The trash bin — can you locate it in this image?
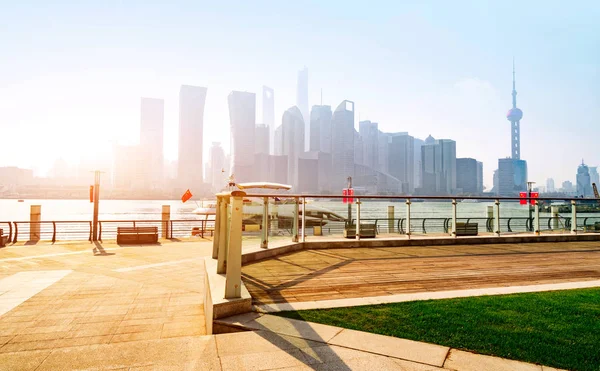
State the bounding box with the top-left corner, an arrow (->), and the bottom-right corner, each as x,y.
313,226 -> 322,236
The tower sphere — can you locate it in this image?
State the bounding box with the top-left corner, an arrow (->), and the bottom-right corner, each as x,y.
506,108 -> 523,121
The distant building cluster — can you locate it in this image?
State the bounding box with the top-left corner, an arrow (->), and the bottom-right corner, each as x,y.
2,63 -> 598,200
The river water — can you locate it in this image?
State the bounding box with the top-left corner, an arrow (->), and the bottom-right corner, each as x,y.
0,198 -> 540,222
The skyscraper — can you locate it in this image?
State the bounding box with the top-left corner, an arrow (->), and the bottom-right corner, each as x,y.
255,124 -> 269,154
262,86 -> 275,154
331,100 -> 355,190
576,161 -> 593,197
388,132 -> 414,193
476,161 -> 484,193
507,60 -> 523,160
275,106 -> 305,189
140,97 -> 164,189
420,138 -> 456,194
456,158 -> 478,194
546,178 -> 555,193
296,67 -> 309,150
209,142 -> 225,192
589,166 -> 599,186
178,85 -> 207,191
309,105 -> 332,152
359,121 -> 379,171
228,91 -> 256,183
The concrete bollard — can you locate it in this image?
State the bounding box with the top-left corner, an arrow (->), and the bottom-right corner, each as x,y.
30,205 -> 41,241
551,206 -> 559,230
162,205 -> 170,238
388,206 -> 394,233
487,206 -> 494,233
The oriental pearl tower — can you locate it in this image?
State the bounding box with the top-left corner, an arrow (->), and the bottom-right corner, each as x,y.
506,60 -> 523,160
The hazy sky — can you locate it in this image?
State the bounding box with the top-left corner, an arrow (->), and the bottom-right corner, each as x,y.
1,1 -> 598,189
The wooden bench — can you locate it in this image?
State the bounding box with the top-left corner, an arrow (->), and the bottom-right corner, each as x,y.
343,224 -> 377,238
192,226 -> 215,237
0,229 -> 7,247
454,222 -> 478,236
116,227 -> 158,244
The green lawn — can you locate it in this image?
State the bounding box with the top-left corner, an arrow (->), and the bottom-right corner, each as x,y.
275,288 -> 600,371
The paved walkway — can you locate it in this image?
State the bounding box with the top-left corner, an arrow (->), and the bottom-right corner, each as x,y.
241,241 -> 600,305
0,239 -> 582,370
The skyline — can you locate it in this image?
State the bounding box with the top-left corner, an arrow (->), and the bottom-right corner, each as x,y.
1,1 -> 599,189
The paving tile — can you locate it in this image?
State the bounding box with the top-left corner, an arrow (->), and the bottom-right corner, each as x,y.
239,314 -> 344,343
219,348 -> 311,371
110,330 -> 163,343
328,328 -> 449,367
0,349 -> 52,371
444,349 -> 542,371
216,330 -> 327,357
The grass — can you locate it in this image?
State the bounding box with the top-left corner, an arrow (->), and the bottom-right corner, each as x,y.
274,288 -> 600,371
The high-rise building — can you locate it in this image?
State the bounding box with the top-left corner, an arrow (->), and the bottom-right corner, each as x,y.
297,67 -> 309,150
113,144 -> 143,190
140,97 -> 164,189
378,132 -> 390,174
178,85 -> 207,191
546,178 -> 555,193
476,161 -> 483,193
208,142 -> 225,192
576,161 -> 593,197
562,180 -> 574,194
255,124 -> 269,154
262,86 -> 275,154
456,158 -> 478,194
359,121 -> 379,171
228,91 -> 256,183
420,138 -> 456,194
497,158 -> 527,196
589,166 -> 599,186
507,60 -> 523,160
331,100 -> 355,190
388,132 -> 414,193
413,138 -> 424,190
354,131 -> 364,166
309,105 -> 332,152
275,106 -> 305,189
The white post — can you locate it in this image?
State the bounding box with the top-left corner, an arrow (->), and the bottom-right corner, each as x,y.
534,202 -> 540,236
571,200 -> 577,234
217,196 -> 229,274
225,191 -> 245,299
406,199 -> 411,239
495,199 -> 501,236
301,197 -> 306,242
551,206 -> 559,230
452,199 -> 457,237
261,197 -> 269,249
292,197 -> 299,242
212,197 -> 221,259
356,198 -> 361,240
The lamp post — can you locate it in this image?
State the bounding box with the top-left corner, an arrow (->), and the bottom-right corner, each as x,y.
527,181 -> 535,232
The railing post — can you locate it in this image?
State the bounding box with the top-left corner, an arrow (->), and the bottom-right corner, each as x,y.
261,197 -> 269,248
225,190 -> 245,299
406,199 -> 411,239
495,199 -> 501,236
30,205 -> 41,242
451,199 -> 457,238
217,195 -> 229,274
356,198 -> 361,241
292,197 -> 299,243
388,205 -> 394,233
301,197 -> 306,242
534,202 -> 540,236
52,221 -> 56,243
571,200 -> 577,234
212,197 -> 221,258
13,222 -> 18,243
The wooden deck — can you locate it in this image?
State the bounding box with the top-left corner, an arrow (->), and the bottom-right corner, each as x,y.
241,241 -> 600,305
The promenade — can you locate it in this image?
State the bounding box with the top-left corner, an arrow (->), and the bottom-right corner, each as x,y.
1,237 -> 597,370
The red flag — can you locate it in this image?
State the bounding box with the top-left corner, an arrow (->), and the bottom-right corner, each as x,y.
181,189 -> 193,203
519,192 -> 527,205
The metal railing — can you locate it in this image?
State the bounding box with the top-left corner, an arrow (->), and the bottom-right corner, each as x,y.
4,219 -> 215,243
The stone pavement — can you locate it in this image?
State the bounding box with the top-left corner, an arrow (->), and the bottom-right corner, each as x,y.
0,239 -> 577,370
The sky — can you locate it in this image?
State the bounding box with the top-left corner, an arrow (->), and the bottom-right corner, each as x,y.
1,0 -> 598,189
